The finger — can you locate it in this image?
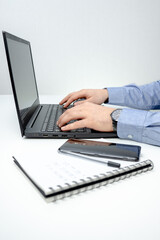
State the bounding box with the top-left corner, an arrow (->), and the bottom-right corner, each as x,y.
63,97 -> 77,108
74,99 -> 92,106
74,100 -> 86,106
64,93 -> 86,108
61,119 -> 87,131
57,107 -> 84,127
60,91 -> 87,108
59,93 -> 73,105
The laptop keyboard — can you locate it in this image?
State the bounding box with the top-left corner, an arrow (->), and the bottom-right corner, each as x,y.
41,104 -> 87,133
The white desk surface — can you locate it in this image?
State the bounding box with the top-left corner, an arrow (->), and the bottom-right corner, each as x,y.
0,95 -> 160,240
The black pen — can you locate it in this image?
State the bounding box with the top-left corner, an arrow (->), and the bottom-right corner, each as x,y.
107,161 -> 121,168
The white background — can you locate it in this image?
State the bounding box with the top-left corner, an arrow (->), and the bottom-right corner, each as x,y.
0,0 -> 160,95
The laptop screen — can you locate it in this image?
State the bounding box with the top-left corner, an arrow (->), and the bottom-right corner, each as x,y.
3,32 -> 40,136
6,37 -> 38,118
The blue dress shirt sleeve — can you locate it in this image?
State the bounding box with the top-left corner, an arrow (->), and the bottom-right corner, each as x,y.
107,80 -> 160,109
106,81 -> 160,146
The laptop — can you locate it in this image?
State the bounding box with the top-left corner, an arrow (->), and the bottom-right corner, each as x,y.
3,31 -> 117,139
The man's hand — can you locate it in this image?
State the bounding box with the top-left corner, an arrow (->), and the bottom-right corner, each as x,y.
59,89 -> 109,108
57,102 -> 115,132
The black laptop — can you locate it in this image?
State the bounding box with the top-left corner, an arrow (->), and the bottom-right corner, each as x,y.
3,31 -> 117,139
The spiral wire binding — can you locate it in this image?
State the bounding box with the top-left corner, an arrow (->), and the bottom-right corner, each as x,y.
48,159 -> 153,202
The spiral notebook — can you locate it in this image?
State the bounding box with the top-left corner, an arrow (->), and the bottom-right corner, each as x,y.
13,152 -> 153,202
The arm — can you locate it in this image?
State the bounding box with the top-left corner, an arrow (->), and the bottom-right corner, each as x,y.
107,80 -> 160,110
57,102 -> 160,146
117,108 -> 160,146
58,91 -> 160,146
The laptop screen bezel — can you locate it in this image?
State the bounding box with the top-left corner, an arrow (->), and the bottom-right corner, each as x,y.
3,31 -> 40,137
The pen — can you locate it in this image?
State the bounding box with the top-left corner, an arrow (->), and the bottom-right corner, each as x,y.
107,161 -> 121,168
60,150 -> 121,168
77,152 -> 121,168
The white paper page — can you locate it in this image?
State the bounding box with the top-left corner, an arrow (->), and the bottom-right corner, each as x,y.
13,151 -> 139,196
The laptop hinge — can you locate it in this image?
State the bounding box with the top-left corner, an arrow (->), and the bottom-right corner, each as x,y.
27,105 -> 42,128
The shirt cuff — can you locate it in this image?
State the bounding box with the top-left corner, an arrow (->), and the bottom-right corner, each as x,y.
117,108 -> 148,142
